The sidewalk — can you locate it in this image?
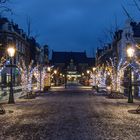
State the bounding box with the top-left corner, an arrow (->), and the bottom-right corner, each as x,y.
0,84 -> 38,102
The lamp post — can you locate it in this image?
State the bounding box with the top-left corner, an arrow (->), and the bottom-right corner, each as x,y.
54,70 -> 57,86
47,66 -> 51,89
87,70 -> 90,86
127,47 -> 135,103
64,69 -> 67,89
7,46 -> 15,104
39,65 -> 42,92
43,66 -> 51,92
92,67 -> 96,89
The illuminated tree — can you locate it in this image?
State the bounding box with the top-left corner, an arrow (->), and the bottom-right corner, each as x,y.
18,59 -> 36,95
106,58 -> 129,92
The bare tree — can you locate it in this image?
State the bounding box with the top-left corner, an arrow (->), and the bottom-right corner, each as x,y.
133,0 -> 140,11
26,16 -> 40,39
103,27 -> 115,42
101,15 -> 121,44
97,38 -> 105,48
0,0 -> 9,3
122,5 -> 134,21
124,0 -> 140,18
26,16 -> 31,37
0,0 -> 12,16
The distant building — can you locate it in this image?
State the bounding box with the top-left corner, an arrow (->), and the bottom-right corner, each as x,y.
116,20 -> 140,96
0,17 -> 43,85
95,19 -> 140,96
51,51 -> 95,84
0,17 -> 30,84
0,17 -> 30,64
96,20 -> 140,67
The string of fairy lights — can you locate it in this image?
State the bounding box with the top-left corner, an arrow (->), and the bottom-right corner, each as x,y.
0,55 -> 50,94
1,44 -> 140,95
90,55 -> 140,93
18,59 -> 48,93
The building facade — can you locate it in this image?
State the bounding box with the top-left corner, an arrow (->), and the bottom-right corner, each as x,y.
95,19 -> 140,96
51,51 -> 95,85
0,17 -> 42,85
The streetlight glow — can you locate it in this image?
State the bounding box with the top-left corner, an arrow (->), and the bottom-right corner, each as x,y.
7,46 -> 16,104
47,67 -> 51,72
126,46 -> 134,103
87,70 -> 90,74
127,47 -> 135,58
7,47 -> 15,57
92,67 -> 96,71
54,70 -> 57,74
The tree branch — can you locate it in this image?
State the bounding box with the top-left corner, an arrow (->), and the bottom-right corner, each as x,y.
122,5 -> 134,21
133,0 -> 140,11
0,0 -> 9,4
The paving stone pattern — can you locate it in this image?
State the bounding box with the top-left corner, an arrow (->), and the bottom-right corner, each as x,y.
0,90 -> 140,140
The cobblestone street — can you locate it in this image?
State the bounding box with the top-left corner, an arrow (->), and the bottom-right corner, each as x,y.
0,89 -> 140,140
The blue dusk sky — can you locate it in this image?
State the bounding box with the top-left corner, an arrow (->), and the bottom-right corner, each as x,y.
5,0 -> 140,56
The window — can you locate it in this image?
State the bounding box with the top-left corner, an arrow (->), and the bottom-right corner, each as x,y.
8,24 -> 12,31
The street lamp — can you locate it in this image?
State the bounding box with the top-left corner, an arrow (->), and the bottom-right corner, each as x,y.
64,69 -> 67,89
86,70 -> 90,86
7,46 -> 15,104
43,66 -> 51,91
47,66 -> 51,89
127,47 -> 135,103
47,67 -> 51,72
54,70 -> 57,74
92,67 -> 97,89
54,70 -> 57,86
92,67 -> 96,72
87,70 -> 90,74
127,47 -> 135,58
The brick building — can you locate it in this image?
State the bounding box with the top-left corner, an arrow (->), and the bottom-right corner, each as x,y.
0,17 -> 41,85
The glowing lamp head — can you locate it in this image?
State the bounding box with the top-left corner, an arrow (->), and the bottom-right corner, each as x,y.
107,72 -> 110,75
87,70 -> 90,74
54,70 -> 57,74
127,47 -> 135,58
7,47 -> 15,57
47,67 -> 51,72
92,67 -> 96,71
107,86 -> 111,91
82,73 -> 84,76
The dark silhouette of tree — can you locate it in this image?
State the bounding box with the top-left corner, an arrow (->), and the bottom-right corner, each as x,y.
122,0 -> 140,20
26,15 -> 40,40
0,0 -> 12,16
26,16 -> 31,37
133,0 -> 140,11
122,5 -> 134,21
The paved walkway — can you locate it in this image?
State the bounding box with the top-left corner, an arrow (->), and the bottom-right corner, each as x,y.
0,88 -> 140,140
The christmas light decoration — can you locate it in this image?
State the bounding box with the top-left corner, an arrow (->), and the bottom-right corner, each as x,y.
18,59 -> 35,93
106,58 -> 129,92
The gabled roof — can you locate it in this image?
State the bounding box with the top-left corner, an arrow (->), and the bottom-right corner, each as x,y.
52,51 -> 88,64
